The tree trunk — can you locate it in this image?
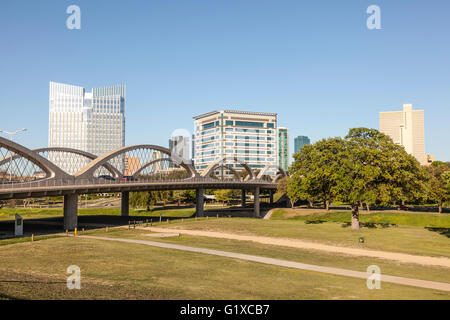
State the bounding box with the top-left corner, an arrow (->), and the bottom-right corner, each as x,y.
366,203 -> 370,213
325,199 -> 330,211
290,199 -> 295,208
308,200 -> 313,208
351,204 -> 360,230
439,202 -> 443,214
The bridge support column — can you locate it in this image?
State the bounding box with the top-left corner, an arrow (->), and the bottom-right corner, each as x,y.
253,187 -> 260,218
269,190 -> 274,204
63,194 -> 78,231
196,189 -> 204,217
121,192 -> 129,217
241,190 -> 246,208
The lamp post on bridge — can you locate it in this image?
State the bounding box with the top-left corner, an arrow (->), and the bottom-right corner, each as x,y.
0,128 -> 27,181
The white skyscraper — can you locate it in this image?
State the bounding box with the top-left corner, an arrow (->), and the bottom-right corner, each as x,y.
48,81 -> 125,173
379,104 -> 425,165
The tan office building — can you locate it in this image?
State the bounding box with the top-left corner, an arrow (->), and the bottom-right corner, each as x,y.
379,104 -> 426,165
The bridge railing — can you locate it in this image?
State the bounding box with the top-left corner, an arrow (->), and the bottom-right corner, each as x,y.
0,176 -> 274,191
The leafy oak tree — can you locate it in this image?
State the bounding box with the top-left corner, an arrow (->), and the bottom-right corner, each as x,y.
333,128 -> 428,230
443,171 -> 450,192
425,161 -> 450,214
214,189 -> 240,206
290,138 -> 345,211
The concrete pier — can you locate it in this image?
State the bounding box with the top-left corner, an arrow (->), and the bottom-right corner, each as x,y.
241,190 -> 246,207
63,194 -> 78,230
253,187 -> 260,218
196,189 -> 204,217
121,191 -> 129,217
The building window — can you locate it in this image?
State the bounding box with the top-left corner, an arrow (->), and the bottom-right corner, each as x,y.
235,121 -> 264,128
203,122 -> 215,130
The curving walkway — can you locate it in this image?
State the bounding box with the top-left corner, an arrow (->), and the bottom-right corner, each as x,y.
142,227 -> 450,268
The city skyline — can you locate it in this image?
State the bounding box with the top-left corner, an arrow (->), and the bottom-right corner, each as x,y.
1,1 -> 449,161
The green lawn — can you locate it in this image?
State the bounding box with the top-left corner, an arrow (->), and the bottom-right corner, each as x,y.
0,236 -> 448,300
0,206 -> 196,220
86,227 -> 450,284
145,215 -> 450,258
271,209 -> 450,228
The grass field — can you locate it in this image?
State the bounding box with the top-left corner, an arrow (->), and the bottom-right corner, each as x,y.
0,207 -> 449,299
143,214 -> 450,258
271,209 -> 450,228
0,206 -> 196,220
0,235 -> 448,300
86,227 -> 450,283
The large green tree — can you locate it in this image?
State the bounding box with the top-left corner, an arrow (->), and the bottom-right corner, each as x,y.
214,189 -> 240,206
290,138 -> 345,211
288,127 -> 428,230
425,161 -> 450,214
443,171 -> 450,193
333,128 -> 427,230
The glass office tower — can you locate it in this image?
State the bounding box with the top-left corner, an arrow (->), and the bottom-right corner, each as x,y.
193,110 -> 278,175
48,81 -> 125,174
294,136 -> 311,154
278,127 -> 289,171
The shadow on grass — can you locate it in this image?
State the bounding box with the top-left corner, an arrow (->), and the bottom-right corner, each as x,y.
0,292 -> 19,300
425,227 -> 450,238
305,220 -> 326,224
341,222 -> 398,229
0,280 -> 65,284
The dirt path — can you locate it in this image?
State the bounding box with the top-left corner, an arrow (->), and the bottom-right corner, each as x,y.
77,235 -> 450,292
142,227 -> 450,268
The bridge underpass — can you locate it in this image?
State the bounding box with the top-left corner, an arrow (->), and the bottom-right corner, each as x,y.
0,137 -> 285,230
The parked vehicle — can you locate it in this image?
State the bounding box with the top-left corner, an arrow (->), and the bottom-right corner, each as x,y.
397,204 -> 409,211
98,175 -> 115,181
120,176 -> 138,182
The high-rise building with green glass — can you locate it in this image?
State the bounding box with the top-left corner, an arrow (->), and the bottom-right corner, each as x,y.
278,127 -> 289,171
294,135 -> 310,154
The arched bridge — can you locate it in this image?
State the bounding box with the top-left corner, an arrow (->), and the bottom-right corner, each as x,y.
0,137 -> 287,230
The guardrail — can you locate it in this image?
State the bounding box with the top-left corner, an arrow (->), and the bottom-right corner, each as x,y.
0,177 -> 275,191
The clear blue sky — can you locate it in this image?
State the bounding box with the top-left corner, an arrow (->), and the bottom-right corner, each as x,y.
1,0 -> 449,161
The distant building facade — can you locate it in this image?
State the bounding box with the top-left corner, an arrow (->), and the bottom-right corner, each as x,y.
278,127 -> 289,171
193,110 -> 278,174
294,135 -> 310,154
425,154 -> 435,166
169,135 -> 190,167
379,104 -> 425,165
124,155 -> 140,176
48,81 -> 125,173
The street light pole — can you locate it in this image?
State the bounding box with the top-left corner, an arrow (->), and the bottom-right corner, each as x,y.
0,128 -> 27,181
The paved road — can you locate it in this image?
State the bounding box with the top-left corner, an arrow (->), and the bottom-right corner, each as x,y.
142,227 -> 450,268
77,235 -> 450,292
